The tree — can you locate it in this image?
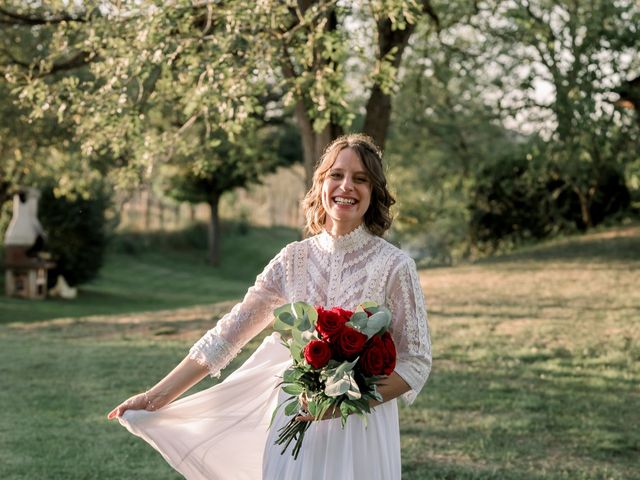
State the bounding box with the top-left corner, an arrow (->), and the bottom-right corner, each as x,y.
162,124 -> 300,265
387,0 -> 639,261
0,5 -> 111,235
274,1 -> 441,187
2,1 -> 442,192
474,0 -> 640,228
387,14 -> 520,261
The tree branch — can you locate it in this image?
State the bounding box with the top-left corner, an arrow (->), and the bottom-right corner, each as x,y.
421,0 -> 441,32
5,50 -> 95,76
0,6 -> 89,25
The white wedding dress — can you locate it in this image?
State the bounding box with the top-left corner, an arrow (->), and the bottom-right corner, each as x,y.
119,225 -> 431,479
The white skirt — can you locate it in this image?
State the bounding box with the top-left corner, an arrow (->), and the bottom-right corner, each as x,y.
119,333 -> 401,479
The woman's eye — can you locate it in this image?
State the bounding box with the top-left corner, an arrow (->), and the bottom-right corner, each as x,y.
329,172 -> 342,179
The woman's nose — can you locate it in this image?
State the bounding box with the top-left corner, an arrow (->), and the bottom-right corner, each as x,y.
340,175 -> 354,191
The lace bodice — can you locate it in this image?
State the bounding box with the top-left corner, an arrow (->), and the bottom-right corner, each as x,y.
189,225 -> 432,404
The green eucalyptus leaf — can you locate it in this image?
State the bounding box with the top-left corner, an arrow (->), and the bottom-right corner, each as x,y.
370,385 -> 384,402
278,311 -> 296,326
290,341 -> 303,362
340,400 -> 360,418
317,399 -> 337,421
307,306 -> 318,326
291,328 -> 305,346
324,376 -> 350,397
362,310 -> 392,337
333,359 -> 358,379
346,311 -> 368,331
282,368 -> 301,383
284,399 -> 301,417
274,303 -> 295,318
273,317 -> 292,333
283,384 -> 304,396
291,302 -> 308,319
295,315 -> 311,332
307,400 -> 318,417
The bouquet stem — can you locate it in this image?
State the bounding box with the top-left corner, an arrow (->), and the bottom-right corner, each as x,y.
275,418 -> 311,460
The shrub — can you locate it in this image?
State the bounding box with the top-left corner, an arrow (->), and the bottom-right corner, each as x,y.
469,151 -> 630,251
39,186 -> 110,287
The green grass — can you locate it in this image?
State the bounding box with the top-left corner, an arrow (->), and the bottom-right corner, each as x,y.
0,223 -> 299,322
0,224 -> 638,479
405,225 -> 640,479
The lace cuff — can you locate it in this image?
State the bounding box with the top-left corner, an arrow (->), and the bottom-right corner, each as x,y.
394,356 -> 432,406
188,333 -> 240,378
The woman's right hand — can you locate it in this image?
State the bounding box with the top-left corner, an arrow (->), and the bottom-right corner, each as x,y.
106,356 -> 209,421
107,392 -> 158,420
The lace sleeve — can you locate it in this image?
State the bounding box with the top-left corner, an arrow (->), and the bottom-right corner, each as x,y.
386,255 -> 432,405
188,246 -> 288,377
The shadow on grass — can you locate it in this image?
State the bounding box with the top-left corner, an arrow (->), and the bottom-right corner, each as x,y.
0,289 -> 209,324
7,313 -> 220,342
403,460 -> 545,480
400,350 -> 640,479
476,226 -> 640,265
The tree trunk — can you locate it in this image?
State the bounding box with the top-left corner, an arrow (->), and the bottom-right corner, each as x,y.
174,203 -> 180,228
158,200 -> 165,230
574,186 -> 592,230
144,189 -> 152,231
295,103 -> 342,190
207,192 -> 221,266
362,18 -> 415,151
287,2 -> 435,186
362,84 -> 393,150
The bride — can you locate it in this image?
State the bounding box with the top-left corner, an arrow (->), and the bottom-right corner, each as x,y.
108,133 -> 432,480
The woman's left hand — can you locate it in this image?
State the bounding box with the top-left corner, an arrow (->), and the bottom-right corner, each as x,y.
294,395 -> 339,422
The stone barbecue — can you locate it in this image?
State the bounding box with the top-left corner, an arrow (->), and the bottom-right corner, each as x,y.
4,188 -> 55,299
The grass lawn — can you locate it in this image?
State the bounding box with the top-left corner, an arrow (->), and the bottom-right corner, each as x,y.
0,224 -> 638,479
0,224 -> 299,322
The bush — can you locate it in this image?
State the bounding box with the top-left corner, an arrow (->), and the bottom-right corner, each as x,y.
39,186 -> 110,287
469,150 -> 631,251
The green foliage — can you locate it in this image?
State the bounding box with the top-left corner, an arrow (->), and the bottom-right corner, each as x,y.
388,0 -> 640,262
467,145 -> 632,251
347,307 -> 391,338
161,124 -> 301,205
1,1 -> 433,192
38,185 -> 110,286
3,0 -> 639,263
272,302 -> 317,344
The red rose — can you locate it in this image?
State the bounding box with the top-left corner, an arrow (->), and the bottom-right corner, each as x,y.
316,307 -> 349,339
333,326 -> 368,360
358,332 -> 396,376
380,331 -> 397,375
358,335 -> 385,376
330,307 -> 354,321
303,340 -> 332,369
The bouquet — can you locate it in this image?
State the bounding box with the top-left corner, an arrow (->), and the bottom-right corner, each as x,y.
271,301 -> 396,459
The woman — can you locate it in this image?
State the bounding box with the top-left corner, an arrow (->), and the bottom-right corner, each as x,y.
108,134 -> 431,479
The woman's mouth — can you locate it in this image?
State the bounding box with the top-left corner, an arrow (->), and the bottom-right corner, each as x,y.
333,196 -> 357,206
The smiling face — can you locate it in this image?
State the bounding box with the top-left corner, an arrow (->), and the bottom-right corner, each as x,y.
321,147 -> 372,236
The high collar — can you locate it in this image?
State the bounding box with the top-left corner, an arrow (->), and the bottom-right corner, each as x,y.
316,224 -> 373,254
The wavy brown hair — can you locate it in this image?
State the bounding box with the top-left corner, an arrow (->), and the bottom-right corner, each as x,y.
302,133 -> 396,237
